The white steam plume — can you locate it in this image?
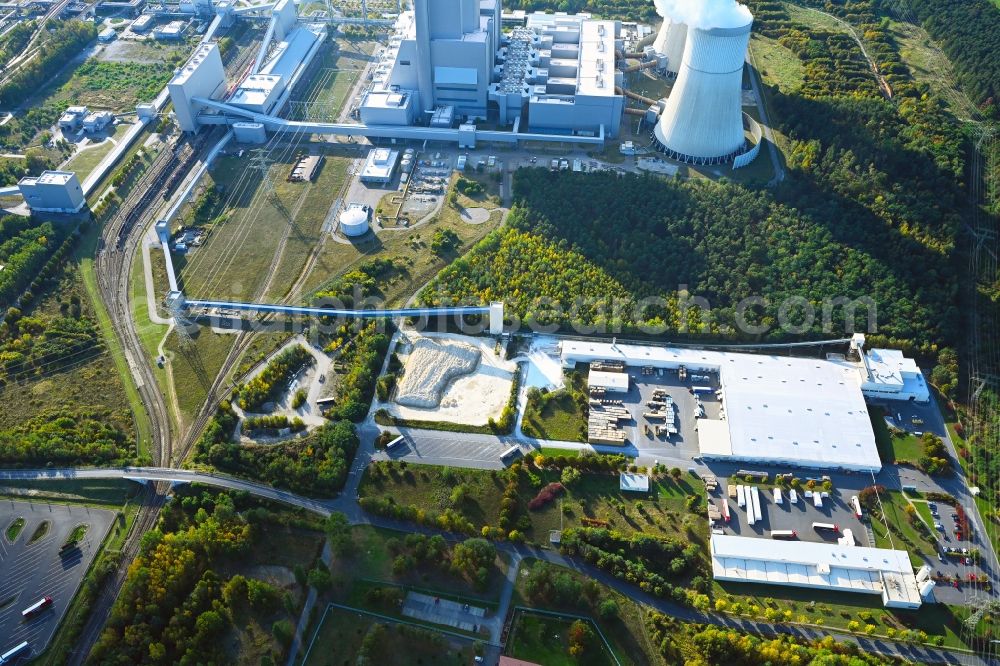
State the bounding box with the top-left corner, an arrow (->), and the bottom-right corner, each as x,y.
654,0 -> 752,30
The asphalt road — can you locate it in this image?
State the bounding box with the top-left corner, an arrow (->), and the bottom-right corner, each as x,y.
0,500 -> 115,661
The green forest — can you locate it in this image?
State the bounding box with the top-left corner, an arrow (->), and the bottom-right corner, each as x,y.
0,20 -> 96,108
505,0 -> 656,21
89,488 -> 319,665
891,0 -> 1000,113
650,615 -> 902,665
423,167 -> 957,354
0,409 -> 130,465
236,344 -> 314,412
195,406 -> 360,496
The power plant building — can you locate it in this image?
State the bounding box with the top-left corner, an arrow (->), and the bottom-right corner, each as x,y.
359,2 -> 623,137
521,16 -> 624,137
359,148 -> 400,184
168,42 -> 227,132
18,171 -> 86,213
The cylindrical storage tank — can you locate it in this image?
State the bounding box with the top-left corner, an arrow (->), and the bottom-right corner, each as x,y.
339,206 -> 369,237
653,19 -> 687,76
404,148 -> 415,156
653,19 -> 752,164
400,156 -> 413,173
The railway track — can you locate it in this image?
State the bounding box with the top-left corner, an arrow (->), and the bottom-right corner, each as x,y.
67,132 -> 214,663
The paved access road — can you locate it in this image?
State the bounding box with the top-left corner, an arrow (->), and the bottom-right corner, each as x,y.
0,468 -> 337,518
0,500 -> 115,661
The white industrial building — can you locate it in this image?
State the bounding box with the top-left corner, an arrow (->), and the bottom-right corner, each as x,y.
561,339 -> 929,472
517,15 -> 624,137
168,42 -> 227,132
58,106 -> 89,132
18,171 -> 86,213
131,13 -> 155,33
83,111 -> 115,133
359,147 -> 400,184
228,74 -> 285,114
167,4 -> 326,133
154,20 -> 187,40
711,534 -> 924,609
588,369 -> 629,393
844,334 -> 931,403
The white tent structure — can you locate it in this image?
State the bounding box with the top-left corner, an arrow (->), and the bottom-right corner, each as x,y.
653,0 -> 753,164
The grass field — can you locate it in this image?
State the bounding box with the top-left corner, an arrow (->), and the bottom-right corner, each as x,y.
0,222 -> 137,454
507,611 -> 616,666
911,498 -> 936,529
784,2 -> 850,33
523,391 -> 586,442
302,172 -> 506,305
287,41 -> 362,121
35,57 -> 180,113
128,246 -> 177,430
303,606 -> 477,666
0,478 -> 140,506
750,34 -> 804,92
162,326 -> 239,427
869,406 -> 924,465
537,447 -> 581,458
5,517 -> 24,542
360,463 -> 706,547
713,580 -> 967,648
510,561 -> 654,666
175,146 -> 353,303
79,241 -> 153,460
28,520 -> 50,544
61,123 -> 131,179
871,490 -> 937,566
523,372 -> 587,443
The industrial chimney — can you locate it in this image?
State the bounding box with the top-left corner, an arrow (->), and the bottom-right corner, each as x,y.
653,1 -> 753,164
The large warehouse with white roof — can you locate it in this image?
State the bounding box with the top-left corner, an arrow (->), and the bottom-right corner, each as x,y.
560,336 -> 928,472
711,534 -> 927,608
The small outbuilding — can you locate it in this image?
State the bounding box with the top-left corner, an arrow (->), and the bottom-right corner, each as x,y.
619,473 -> 649,493
588,369 -> 629,393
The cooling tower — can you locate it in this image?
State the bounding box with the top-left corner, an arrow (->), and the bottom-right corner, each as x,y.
652,19 -> 687,76
653,18 -> 752,164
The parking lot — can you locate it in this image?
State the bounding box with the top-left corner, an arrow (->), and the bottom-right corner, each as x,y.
0,501 -> 115,661
597,367 -> 710,459
709,477 -> 871,546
